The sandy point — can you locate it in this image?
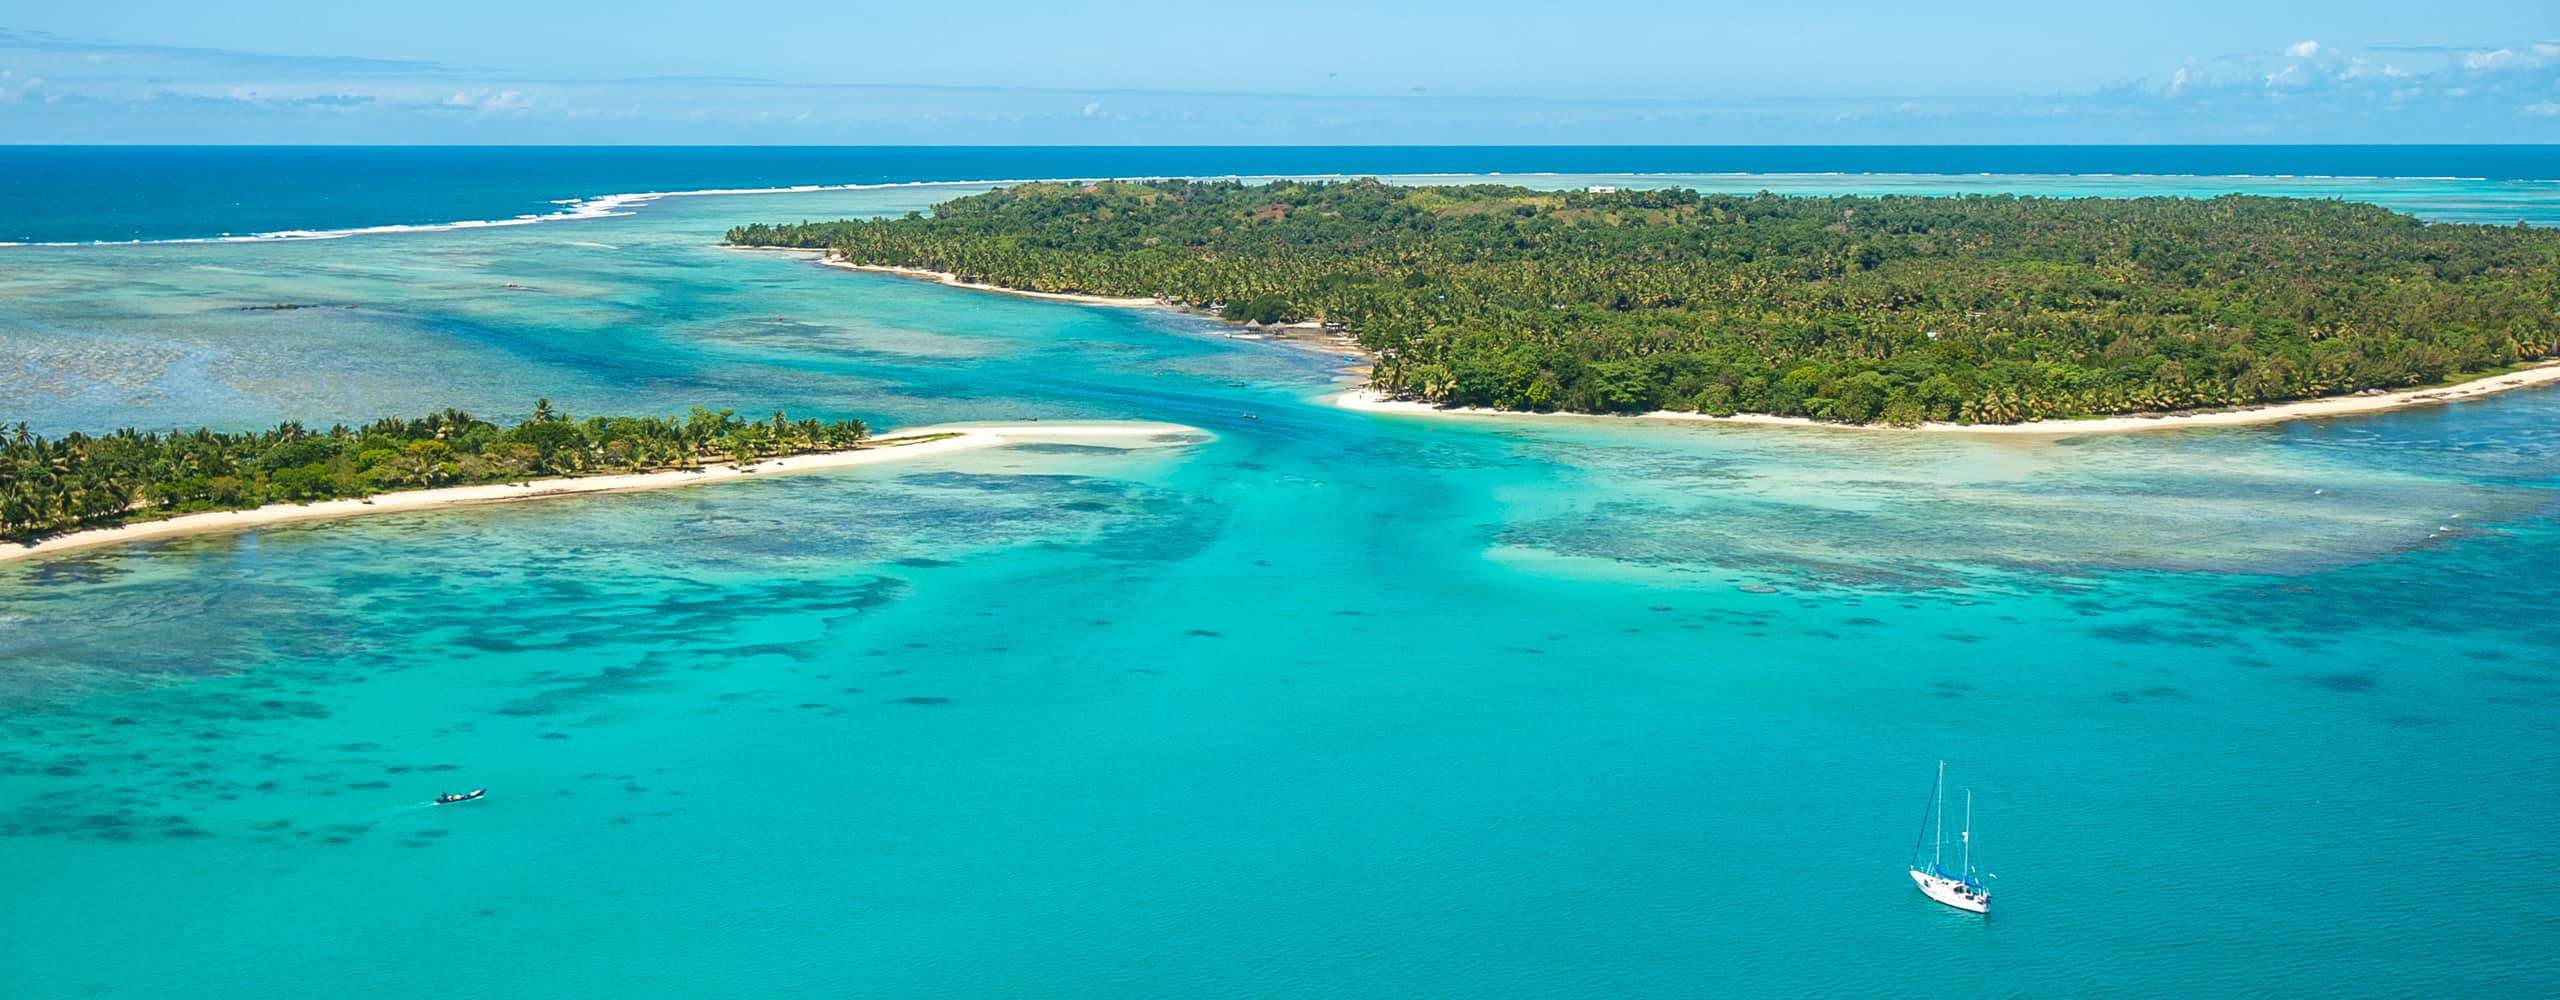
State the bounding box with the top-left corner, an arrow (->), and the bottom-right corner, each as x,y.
825,262 -> 1161,307
0,421 -> 1210,565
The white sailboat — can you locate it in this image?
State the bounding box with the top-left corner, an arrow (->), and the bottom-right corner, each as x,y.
1909,761 -> 1991,914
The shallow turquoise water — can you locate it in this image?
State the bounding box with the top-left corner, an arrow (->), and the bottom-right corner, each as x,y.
4,174 -> 2558,998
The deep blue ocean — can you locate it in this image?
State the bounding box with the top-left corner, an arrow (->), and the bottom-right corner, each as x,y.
5,145 -> 2559,243
4,150 -> 2559,997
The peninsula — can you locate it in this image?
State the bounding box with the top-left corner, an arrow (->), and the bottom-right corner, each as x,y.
729,179 -> 2560,427
0,402 -> 1202,560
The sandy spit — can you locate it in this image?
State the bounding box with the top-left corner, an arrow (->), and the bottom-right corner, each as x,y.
1,422 -> 1205,564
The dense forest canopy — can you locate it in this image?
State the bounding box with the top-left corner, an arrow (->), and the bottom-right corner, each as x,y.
729,179 -> 2560,424
1,402 -> 869,542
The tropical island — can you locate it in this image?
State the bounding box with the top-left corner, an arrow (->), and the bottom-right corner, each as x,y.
1,401 -> 1202,560
728,179 -> 2560,426
1,402 -> 870,545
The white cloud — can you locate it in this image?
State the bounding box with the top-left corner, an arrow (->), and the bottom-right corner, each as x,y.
2465,49 -> 2521,70
2525,100 -> 2560,116
2137,34 -> 2560,122
0,67 -> 41,101
442,88 -> 529,112
12,24 -> 2560,143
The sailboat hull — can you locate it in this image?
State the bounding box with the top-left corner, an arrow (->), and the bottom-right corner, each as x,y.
1911,868 -> 1989,914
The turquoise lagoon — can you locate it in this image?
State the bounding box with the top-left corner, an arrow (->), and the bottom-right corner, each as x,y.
3,174 -> 2558,997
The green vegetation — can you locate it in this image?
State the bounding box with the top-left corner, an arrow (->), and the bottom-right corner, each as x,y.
730,179 -> 2560,424
2,401 -> 870,543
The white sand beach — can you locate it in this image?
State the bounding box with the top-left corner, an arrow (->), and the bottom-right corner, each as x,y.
0,422 -> 1205,564
810,259 -> 1372,356
827,262 -> 1162,307
1334,360 -> 2560,435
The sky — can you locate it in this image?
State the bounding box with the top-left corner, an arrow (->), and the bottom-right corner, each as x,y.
3,1 -> 2559,143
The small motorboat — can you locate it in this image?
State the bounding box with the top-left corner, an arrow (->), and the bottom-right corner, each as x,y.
434,789 -> 487,805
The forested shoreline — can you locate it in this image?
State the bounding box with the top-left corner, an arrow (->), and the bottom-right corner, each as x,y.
729,179 -> 2560,424
2,402 -> 870,543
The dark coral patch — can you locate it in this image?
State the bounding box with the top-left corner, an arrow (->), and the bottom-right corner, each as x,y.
2090,623 -> 2223,647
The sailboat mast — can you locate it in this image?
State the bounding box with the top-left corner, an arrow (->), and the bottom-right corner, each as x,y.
1962,789 -> 1973,876
1933,761 -> 1945,870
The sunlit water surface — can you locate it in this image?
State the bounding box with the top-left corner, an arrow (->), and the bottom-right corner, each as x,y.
3,175 -> 2557,998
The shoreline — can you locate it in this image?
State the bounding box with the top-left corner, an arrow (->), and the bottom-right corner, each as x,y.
1332,360 -> 2560,435
779,255 -> 2557,436
825,261 -> 1163,308
0,421 -> 1203,564
813,259 -> 1375,358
